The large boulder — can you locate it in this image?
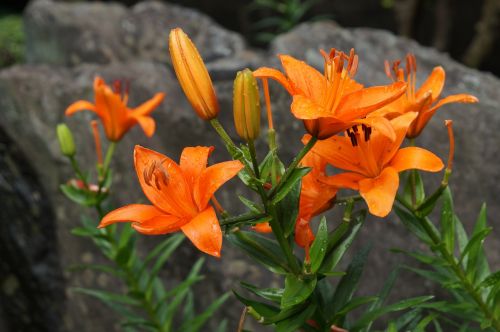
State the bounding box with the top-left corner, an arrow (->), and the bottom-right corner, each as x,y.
24,0 -> 246,66
0,1 -> 498,331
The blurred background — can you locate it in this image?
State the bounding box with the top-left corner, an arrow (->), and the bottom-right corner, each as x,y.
1,0 -> 499,74
0,0 -> 498,331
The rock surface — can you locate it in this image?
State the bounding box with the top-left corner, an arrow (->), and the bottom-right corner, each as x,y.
0,1 -> 499,331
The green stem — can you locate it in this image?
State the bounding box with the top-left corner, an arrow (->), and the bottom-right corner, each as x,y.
70,156 -> 88,186
267,202 -> 301,274
102,141 -> 116,176
210,118 -> 239,156
335,195 -> 362,205
397,197 -> 500,331
269,136 -> 317,198
248,140 -> 260,179
267,129 -> 278,186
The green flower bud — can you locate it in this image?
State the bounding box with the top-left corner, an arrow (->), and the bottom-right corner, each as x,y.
233,69 -> 261,141
57,123 -> 76,157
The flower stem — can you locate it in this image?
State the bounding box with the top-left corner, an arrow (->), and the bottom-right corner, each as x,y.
269,136 -> 317,198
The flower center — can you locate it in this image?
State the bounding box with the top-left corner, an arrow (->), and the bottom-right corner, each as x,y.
321,48 -> 358,114
346,124 -> 372,147
113,79 -> 130,105
143,159 -> 170,190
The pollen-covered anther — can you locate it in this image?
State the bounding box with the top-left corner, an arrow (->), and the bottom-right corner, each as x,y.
143,160 -> 170,190
361,124 -> 372,141
346,128 -> 358,147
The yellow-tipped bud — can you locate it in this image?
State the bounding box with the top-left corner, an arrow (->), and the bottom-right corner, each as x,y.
57,123 -> 76,157
233,69 -> 261,141
169,28 -> 219,120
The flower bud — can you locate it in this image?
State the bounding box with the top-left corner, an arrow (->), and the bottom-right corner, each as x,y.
233,69 -> 261,141
169,28 -> 219,120
57,123 -> 76,157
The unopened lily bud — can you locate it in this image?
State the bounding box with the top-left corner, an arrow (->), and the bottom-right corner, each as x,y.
169,28 -> 219,120
57,123 -> 76,157
233,69 -> 261,141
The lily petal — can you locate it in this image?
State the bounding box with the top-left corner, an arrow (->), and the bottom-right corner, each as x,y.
320,172 -> 363,190
335,81 -> 407,120
65,100 -> 96,116
133,115 -> 156,137
305,135 -> 366,174
193,160 -> 244,210
352,116 -> 396,142
181,206 -> 222,257
99,204 -> 165,228
134,145 -> 197,217
416,66 -> 445,101
180,146 -> 214,188
291,95 -> 331,119
279,54 -> 326,104
253,222 -> 273,233
133,92 -> 166,117
390,147 -> 444,172
359,167 -> 399,217
132,214 -> 186,235
378,112 -> 418,166
253,67 -> 295,95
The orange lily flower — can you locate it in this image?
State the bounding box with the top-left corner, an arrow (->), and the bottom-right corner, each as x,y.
66,77 -> 165,141
253,49 -> 407,139
99,145 -> 243,257
379,54 -> 478,138
294,151 -> 337,254
307,112 -> 444,217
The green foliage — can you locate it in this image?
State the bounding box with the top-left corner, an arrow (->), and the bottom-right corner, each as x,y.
72,227 -> 228,332
0,12 -> 24,68
395,179 -> 500,331
247,0 -> 326,44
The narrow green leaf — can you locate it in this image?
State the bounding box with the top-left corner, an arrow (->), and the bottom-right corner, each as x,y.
394,205 -> 432,245
233,290 -> 279,318
459,228 -> 492,265
178,293 -> 230,332
240,282 -> 283,303
271,167 -> 310,205
413,313 -> 439,332
479,270 -> 500,288
350,296 -> 433,331
215,319 -> 228,332
144,235 -> 184,291
333,296 -> 378,319
281,274 -> 317,308
440,187 -> 455,254
275,303 -> 317,332
329,245 -> 371,322
309,217 -> 328,273
319,214 -> 364,274
72,287 -> 141,307
455,216 -> 469,266
361,267 -> 400,332
466,203 -> 491,283
227,231 -> 288,274
238,195 -> 264,213
276,176 -> 301,238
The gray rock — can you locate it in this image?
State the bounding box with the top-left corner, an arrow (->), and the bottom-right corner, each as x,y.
24,0 -> 246,67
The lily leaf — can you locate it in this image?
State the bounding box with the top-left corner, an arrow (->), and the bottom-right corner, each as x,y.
281,274 -> 317,308
309,217 -> 328,273
271,167 -> 310,205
